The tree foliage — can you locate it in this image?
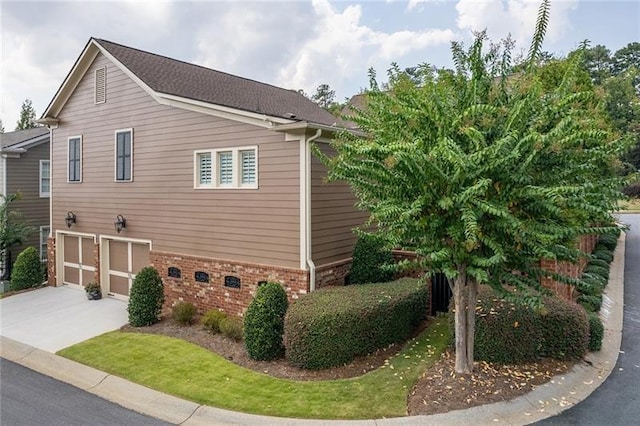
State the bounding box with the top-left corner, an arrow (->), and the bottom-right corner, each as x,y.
315,0 -> 626,373
15,99 -> 38,130
9,247 -> 43,291
0,193 -> 34,254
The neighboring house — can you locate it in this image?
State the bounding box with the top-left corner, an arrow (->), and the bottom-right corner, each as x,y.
37,38 -> 367,315
0,127 -> 51,279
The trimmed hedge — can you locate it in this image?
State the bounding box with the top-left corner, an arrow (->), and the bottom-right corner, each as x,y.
9,247 -> 43,291
454,287 -> 589,364
244,282 -> 289,361
347,234 -> 394,284
587,312 -> 604,352
284,278 -> 428,369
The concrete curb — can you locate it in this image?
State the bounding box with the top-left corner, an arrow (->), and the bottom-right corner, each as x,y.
0,232 -> 627,426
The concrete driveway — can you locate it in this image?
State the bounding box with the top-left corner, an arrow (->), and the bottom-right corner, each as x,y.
0,286 -> 128,352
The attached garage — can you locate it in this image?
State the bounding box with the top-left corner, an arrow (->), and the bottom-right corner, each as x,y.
100,236 -> 151,300
56,232 -> 97,289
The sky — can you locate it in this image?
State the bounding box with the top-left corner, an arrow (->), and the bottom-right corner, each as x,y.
1,0 -> 639,131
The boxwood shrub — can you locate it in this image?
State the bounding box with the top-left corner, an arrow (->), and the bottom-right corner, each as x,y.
347,234 -> 394,284
9,247 -> 43,291
128,267 -> 165,327
597,233 -> 619,251
284,278 -> 428,369
577,294 -> 602,313
453,287 -> 589,364
244,282 -> 289,361
587,312 -> 604,352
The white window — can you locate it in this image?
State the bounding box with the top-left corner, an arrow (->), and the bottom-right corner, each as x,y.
115,129 -> 133,182
95,66 -> 106,104
40,226 -> 50,263
68,136 -> 82,182
40,160 -> 50,197
194,146 -> 258,189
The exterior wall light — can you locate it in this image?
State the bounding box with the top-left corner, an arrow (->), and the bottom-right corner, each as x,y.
114,215 -> 126,233
65,212 -> 76,228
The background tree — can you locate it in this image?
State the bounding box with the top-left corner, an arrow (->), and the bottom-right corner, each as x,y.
311,83 -> 336,109
0,118 -> 5,133
315,0 -> 626,373
579,44 -> 612,84
15,99 -> 38,130
0,193 -> 34,278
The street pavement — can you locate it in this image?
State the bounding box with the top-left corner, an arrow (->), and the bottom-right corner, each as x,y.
0,357 -> 169,426
535,213 -> 640,425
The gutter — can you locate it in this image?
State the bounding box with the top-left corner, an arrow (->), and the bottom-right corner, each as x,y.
305,128 -> 322,292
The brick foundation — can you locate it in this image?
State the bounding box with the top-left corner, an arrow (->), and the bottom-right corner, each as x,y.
47,237 -> 56,286
150,251 -> 309,317
540,234 -> 598,301
315,258 -> 352,288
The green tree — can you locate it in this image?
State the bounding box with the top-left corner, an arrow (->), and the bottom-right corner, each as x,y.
579,44 -> 612,84
0,193 -> 34,255
311,83 -> 336,110
603,68 -> 640,170
315,0 -> 626,373
15,99 -> 37,130
611,42 -> 640,77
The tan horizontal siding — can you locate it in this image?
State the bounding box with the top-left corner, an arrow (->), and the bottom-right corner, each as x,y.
310,142 -> 367,266
6,141 -> 50,257
51,53 -> 300,268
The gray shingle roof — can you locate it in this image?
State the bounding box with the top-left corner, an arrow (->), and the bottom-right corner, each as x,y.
95,39 -> 339,127
0,127 -> 49,148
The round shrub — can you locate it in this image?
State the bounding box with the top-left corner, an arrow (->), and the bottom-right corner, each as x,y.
202,309 -> 227,333
589,255 -> 613,268
347,234 -> 394,284
456,287 -> 589,364
172,301 -> 197,326
244,282 -> 289,360
587,312 -> 604,352
9,247 -> 43,291
597,233 -> 619,251
578,294 -> 602,312
577,275 -> 604,296
128,267 -> 165,327
220,316 -> 243,341
584,264 -> 609,282
285,278 -> 427,369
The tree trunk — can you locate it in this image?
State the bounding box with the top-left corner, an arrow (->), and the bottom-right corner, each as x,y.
452,265 -> 478,374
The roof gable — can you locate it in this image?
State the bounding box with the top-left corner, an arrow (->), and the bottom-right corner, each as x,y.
42,38 -> 339,128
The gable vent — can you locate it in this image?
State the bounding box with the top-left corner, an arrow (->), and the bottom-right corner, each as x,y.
95,66 -> 106,104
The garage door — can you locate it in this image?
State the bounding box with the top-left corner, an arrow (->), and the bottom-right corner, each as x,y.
107,239 -> 150,298
62,234 -> 96,288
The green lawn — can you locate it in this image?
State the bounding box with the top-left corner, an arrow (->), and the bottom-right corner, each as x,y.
58,317 -> 449,419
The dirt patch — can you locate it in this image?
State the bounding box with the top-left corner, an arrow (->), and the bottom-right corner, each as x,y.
407,349 -> 574,415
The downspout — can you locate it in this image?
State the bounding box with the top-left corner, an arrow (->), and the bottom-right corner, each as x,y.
305,129 -> 322,292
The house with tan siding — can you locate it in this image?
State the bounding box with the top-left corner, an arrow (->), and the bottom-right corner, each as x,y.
0,127 -> 51,281
37,38 -> 367,315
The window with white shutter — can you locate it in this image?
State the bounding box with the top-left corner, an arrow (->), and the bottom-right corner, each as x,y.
194,146 -> 258,189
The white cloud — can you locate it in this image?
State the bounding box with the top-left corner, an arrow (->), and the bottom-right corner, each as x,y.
275,0 -> 456,97
455,0 -> 578,49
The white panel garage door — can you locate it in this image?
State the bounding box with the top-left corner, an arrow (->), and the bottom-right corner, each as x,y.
61,234 -> 96,288
105,239 -> 150,298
